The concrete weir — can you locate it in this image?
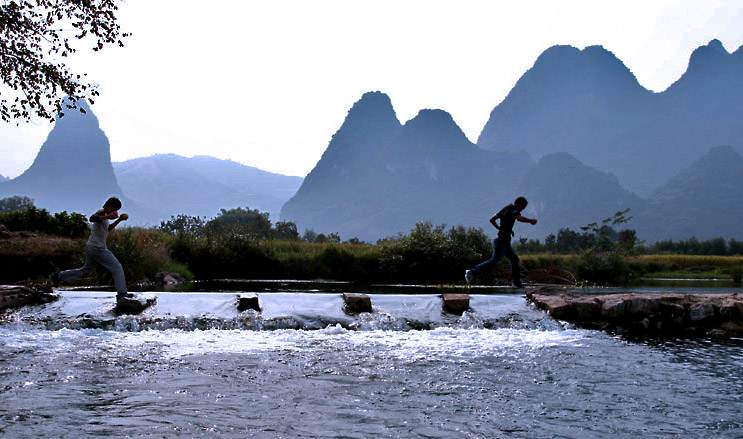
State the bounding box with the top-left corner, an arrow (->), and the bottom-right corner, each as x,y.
442,293 -> 470,315
343,293 -> 372,314
526,286 -> 743,336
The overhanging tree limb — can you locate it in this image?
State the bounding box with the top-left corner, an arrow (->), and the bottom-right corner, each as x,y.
0,0 -> 128,122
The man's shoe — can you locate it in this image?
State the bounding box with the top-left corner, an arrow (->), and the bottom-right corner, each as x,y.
464,270 -> 473,285
512,281 -> 525,289
51,272 -> 60,287
117,292 -> 136,300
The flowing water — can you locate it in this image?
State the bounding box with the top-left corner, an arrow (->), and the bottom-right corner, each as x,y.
1,285 -> 742,438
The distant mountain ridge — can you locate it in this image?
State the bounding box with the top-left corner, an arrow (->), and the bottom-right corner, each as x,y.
281,92 -> 534,241
0,102 -> 302,225
637,145 -> 743,241
516,152 -> 647,239
282,40 -> 743,242
477,39 -> 743,196
113,154 -> 302,222
3,40 -> 741,244
0,99 -> 129,215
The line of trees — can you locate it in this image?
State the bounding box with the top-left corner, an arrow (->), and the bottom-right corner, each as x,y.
4,197 -> 743,256
158,208 -> 357,244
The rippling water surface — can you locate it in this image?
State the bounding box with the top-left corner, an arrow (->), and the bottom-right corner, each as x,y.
1,288 -> 742,438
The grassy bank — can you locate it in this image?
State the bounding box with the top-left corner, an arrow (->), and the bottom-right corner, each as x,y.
3,209 -> 743,287
4,229 -> 742,287
631,254 -> 743,280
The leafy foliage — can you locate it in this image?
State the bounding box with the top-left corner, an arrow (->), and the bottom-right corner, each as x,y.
107,227 -> 191,283
0,0 -> 129,121
647,237 -> 743,256
273,221 -> 300,241
0,195 -> 34,212
159,214 -> 206,236
573,209 -> 636,285
378,222 -> 490,283
0,205 -> 87,237
207,207 -> 273,237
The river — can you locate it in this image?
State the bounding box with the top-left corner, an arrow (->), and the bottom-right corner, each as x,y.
1,285 -> 742,438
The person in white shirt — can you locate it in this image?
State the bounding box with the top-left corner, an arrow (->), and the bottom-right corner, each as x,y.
53,197 -> 131,300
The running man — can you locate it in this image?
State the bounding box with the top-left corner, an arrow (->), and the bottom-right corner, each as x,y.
465,196 -> 537,288
52,197 -> 132,300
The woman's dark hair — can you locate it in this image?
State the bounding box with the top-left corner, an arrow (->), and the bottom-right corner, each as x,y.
103,197 -> 122,210
514,196 -> 528,208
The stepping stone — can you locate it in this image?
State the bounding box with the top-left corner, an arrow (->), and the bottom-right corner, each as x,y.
116,294 -> 156,315
237,293 -> 261,312
343,293 -> 372,314
442,293 -> 470,315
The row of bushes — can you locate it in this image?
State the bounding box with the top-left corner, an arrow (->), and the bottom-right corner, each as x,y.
5,222 -> 743,286
3,200 -> 743,286
0,205 -> 88,238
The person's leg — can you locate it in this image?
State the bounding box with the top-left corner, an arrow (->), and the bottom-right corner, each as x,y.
58,247 -> 96,282
470,238 -> 507,277
88,246 -> 128,296
504,244 -> 523,286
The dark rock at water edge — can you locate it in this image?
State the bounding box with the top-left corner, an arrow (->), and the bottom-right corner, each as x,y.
154,271 -> 186,286
0,284 -> 59,311
526,286 -> 743,336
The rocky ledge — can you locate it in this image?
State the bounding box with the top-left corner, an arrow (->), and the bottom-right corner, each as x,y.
526,286 -> 743,337
0,284 -> 59,311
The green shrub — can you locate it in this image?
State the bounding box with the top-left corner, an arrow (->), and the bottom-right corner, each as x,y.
107,227 -> 191,283
731,266 -> 743,284
0,195 -> 34,213
0,206 -> 88,238
167,229 -> 278,279
573,250 -> 633,285
378,222 -> 491,283
0,236 -> 84,283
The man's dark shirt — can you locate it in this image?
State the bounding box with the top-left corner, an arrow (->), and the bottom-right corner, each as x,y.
496,204 -> 522,239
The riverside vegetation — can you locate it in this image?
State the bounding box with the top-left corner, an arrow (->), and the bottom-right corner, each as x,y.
1,197 -> 742,287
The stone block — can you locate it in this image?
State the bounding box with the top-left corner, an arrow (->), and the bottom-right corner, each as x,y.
116,294 -> 156,315
572,299 -> 601,320
601,299 -> 627,320
343,293 -> 372,314
689,304 -> 716,322
627,297 -> 660,316
442,293 -> 469,315
0,285 -> 59,311
237,294 -> 261,312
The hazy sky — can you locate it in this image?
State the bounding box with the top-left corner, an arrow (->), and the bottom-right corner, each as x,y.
1,0 -> 742,179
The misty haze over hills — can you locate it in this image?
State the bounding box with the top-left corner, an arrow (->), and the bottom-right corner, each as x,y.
1,40 -> 741,243
477,39 -> 743,196
0,103 -> 303,225
113,154 -> 302,222
282,40 -> 743,243
280,92 -> 533,241
0,100 -> 132,215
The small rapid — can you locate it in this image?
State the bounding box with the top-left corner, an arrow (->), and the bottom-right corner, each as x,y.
1,290 -> 563,332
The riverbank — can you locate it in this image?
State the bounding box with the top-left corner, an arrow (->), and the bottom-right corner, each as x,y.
0,284 -> 58,310
5,231 -> 743,289
526,286 -> 743,336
